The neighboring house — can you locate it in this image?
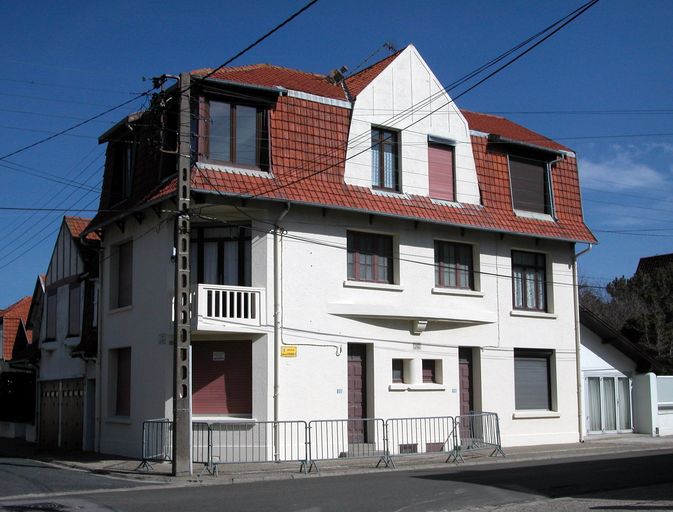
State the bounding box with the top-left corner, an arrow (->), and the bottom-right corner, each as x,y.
36,216 -> 100,450
84,45 -> 596,457
636,252 -> 673,275
579,305 -> 673,436
0,295 -> 36,440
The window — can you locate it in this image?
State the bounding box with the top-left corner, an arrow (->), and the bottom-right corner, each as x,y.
111,347 -> 131,417
68,284 -> 80,337
509,156 -> 551,214
199,98 -> 269,171
192,341 -> 252,415
189,225 -> 251,287
512,250 -> 546,311
347,231 -> 394,284
46,290 -> 57,340
371,128 -> 399,191
434,241 -> 474,289
110,142 -> 134,203
514,349 -> 553,410
428,141 -> 455,201
110,241 -> 133,309
422,359 -> 437,383
392,359 -> 405,383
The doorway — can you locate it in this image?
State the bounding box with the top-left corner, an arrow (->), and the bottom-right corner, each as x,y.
458,348 -> 474,415
347,344 -> 367,443
586,376 -> 632,433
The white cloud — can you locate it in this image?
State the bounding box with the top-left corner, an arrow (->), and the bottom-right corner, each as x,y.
578,148 -> 671,191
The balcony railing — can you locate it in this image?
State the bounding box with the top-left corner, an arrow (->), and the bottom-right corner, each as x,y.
192,284 -> 265,330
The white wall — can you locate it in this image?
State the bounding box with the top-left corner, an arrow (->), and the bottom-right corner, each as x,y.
580,325 -> 636,377
98,209 -> 175,457
344,45 -> 480,204
268,205 -> 579,447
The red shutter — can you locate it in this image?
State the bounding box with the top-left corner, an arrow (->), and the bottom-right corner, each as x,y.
428,144 -> 455,201
192,341 -> 252,415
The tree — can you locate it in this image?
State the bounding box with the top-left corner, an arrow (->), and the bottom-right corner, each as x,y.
579,264 -> 673,372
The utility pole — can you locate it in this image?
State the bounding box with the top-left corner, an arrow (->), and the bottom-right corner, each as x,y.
173,72 -> 192,476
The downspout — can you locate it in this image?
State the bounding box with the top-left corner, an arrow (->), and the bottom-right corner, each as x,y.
273,203 -> 291,430
573,242 -> 592,442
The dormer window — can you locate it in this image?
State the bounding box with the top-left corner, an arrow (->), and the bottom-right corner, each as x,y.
509,156 -> 552,215
110,142 -> 134,204
198,98 -> 269,171
371,127 -> 399,191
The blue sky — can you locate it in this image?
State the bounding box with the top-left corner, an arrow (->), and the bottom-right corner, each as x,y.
0,0 -> 672,306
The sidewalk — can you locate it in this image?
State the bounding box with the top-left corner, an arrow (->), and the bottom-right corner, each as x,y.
2,434 -> 673,486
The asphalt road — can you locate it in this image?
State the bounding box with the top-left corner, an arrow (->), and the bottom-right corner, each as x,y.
2,449 -> 673,511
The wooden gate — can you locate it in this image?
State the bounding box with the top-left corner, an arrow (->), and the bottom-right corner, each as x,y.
39,379 -> 84,450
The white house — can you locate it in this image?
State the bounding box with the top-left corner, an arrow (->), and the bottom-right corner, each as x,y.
84,45 -> 596,458
580,305 -> 673,437
36,216 -> 100,450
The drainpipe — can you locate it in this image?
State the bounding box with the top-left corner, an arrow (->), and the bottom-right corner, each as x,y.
573,242 -> 592,442
273,203 -> 291,431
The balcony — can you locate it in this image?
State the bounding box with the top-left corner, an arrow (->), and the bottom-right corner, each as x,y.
191,284 -> 267,333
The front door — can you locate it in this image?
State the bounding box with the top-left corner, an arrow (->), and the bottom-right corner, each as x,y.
458,348 -> 474,416
347,344 -> 367,443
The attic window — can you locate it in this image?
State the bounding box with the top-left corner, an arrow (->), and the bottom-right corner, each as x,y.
509,156 -> 552,215
110,142 -> 134,204
198,98 -> 269,171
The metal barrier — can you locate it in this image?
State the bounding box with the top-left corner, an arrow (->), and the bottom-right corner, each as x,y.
449,411 -> 505,463
139,418 -> 173,470
205,420 -> 309,475
192,421 -> 210,466
385,416 -> 458,466
140,412 -> 504,474
307,418 -> 388,473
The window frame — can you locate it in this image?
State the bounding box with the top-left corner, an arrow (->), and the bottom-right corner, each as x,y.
46,289 -> 57,341
508,155 -> 552,215
189,225 -> 251,287
392,359 -> 405,383
434,240 -> 474,290
422,359 -> 437,384
371,127 -> 400,192
110,347 -> 132,418
511,250 -> 547,312
427,139 -> 456,202
110,241 -> 133,310
67,283 -> 81,337
514,348 -> 554,411
198,97 -> 270,172
347,231 -> 395,284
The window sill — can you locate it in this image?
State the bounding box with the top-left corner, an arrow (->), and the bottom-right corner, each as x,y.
432,287 -> 483,298
513,209 -> 555,222
196,161 -> 273,179
388,383 -> 446,392
109,305 -> 133,315
430,198 -> 462,208
512,411 -> 560,420
41,340 -> 58,351
64,338 -> 80,348
510,310 -> 556,319
371,189 -> 409,199
106,416 -> 132,425
193,415 -> 255,423
343,281 -> 404,292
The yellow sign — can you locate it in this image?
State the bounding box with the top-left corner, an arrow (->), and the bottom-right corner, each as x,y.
281,346 -> 298,357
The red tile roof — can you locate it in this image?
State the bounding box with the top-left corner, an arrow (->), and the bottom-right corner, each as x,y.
345,50 -> 402,97
90,51 -> 594,244
65,216 -> 100,241
1,296 -> 32,360
463,110 -> 571,153
192,64 -> 348,100
190,95 -> 595,243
